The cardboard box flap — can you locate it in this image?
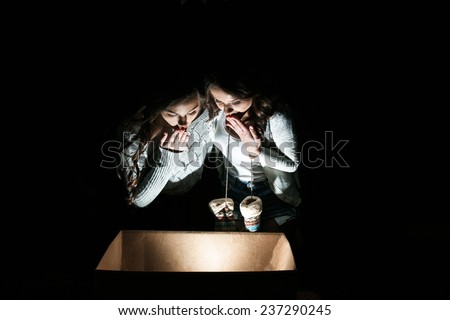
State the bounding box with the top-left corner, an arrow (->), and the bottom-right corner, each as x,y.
96,230 -> 295,272
96,231 -> 122,271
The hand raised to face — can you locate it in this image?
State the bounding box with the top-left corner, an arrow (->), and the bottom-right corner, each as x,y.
226,115 -> 261,158
160,129 -> 190,152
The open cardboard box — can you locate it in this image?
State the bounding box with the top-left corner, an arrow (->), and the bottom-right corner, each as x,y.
96,230 -> 297,299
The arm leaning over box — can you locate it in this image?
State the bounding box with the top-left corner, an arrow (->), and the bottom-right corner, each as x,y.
119,110 -> 212,208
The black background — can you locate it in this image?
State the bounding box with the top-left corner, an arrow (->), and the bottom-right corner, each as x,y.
2,0 -> 448,299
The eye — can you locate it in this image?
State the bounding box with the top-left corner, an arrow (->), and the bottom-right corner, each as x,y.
232,100 -> 242,106
214,99 -> 224,105
165,112 -> 177,117
188,106 -> 199,115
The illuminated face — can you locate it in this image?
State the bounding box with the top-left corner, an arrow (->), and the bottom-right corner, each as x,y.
209,85 -> 253,118
160,97 -> 201,130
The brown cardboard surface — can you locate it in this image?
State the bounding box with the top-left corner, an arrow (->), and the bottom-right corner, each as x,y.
95,230 -> 298,299
96,230 -> 296,272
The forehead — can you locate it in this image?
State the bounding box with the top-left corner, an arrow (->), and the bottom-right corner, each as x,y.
209,86 -> 236,102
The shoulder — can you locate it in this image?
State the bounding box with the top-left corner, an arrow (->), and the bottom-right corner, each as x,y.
189,109 -> 209,131
269,104 -> 294,125
120,125 -> 140,143
206,110 -> 223,129
197,108 -> 210,122
117,116 -> 142,142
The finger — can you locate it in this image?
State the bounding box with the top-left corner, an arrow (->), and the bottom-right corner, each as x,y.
249,126 -> 260,142
160,132 -> 168,146
177,130 -> 188,139
168,130 -> 181,143
226,117 -> 245,133
181,131 -> 190,142
225,122 -> 237,133
225,117 -> 237,130
229,117 -> 249,133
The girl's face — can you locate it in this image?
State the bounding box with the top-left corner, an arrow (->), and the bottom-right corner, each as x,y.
160,97 -> 201,130
209,85 -> 253,119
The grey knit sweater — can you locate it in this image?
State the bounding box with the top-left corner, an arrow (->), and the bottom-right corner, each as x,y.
121,106 -> 301,209
210,106 -> 302,207
120,109 -> 211,208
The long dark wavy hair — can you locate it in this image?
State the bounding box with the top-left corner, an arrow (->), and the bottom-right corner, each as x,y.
204,68 -> 277,137
116,78 -> 205,206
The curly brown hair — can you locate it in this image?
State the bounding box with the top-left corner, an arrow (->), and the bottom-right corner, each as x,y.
204,68 -> 277,138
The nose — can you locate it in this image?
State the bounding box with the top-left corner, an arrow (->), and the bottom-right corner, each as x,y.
178,115 -> 187,126
224,104 -> 234,114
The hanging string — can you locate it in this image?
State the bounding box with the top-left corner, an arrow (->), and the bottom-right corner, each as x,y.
224,132 -> 230,199
224,127 -> 255,200
250,157 -> 253,199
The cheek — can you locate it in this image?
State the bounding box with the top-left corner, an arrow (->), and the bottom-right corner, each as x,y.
241,101 -> 252,112
161,115 -> 176,125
